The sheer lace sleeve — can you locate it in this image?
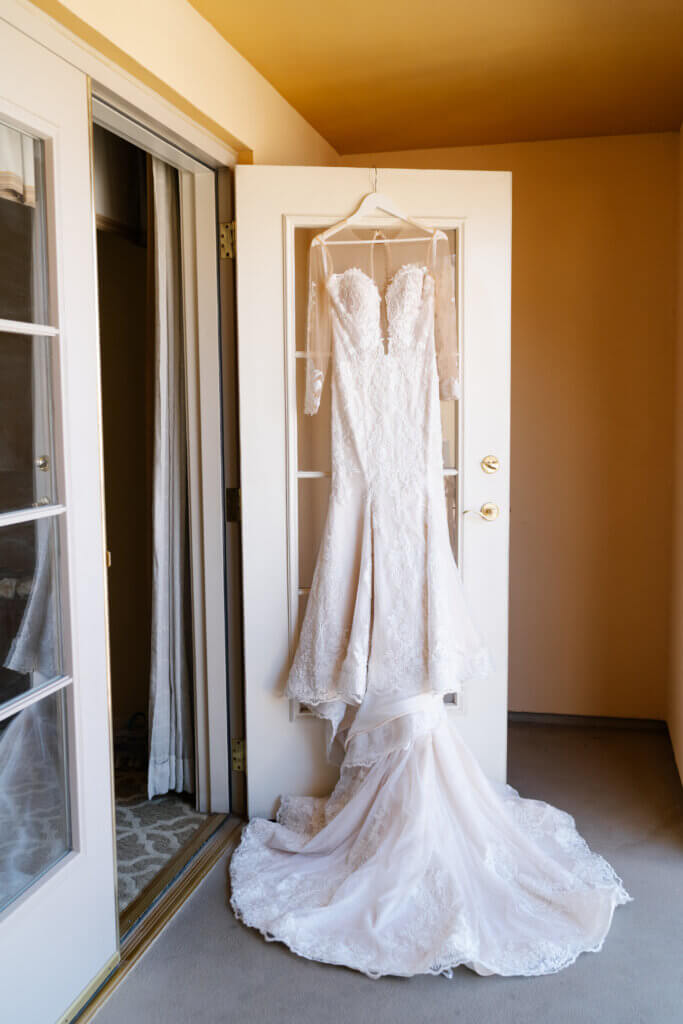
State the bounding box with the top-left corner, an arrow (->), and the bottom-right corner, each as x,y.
433,231 -> 460,401
304,239 -> 331,416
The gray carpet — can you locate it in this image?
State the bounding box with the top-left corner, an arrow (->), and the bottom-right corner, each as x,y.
95,722 -> 683,1024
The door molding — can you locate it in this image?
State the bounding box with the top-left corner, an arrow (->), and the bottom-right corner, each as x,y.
1,0 -> 237,169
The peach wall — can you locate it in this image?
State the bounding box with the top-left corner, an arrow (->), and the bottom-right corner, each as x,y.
32,0 -> 338,165
22,1 -> 681,723
670,126 -> 683,774
345,134 -> 678,718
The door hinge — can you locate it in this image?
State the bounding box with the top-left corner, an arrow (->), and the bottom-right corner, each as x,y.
219,220 -> 236,259
226,486 -> 241,523
231,737 -> 245,773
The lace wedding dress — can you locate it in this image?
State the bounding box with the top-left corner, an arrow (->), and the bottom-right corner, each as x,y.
230,225 -> 631,977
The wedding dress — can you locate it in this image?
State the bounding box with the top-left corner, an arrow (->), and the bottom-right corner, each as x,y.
230,224 -> 631,977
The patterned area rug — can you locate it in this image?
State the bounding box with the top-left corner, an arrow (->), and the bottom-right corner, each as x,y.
115,770 -> 208,912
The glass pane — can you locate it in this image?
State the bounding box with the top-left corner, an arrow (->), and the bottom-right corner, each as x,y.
0,333 -> 56,513
294,226 -> 318,352
295,591 -> 308,644
298,476 -> 330,590
0,517 -> 63,709
295,593 -> 316,715
0,688 -> 71,912
442,227 -> 458,297
296,357 -> 331,473
0,123 -> 49,323
440,400 -> 458,469
444,475 -> 459,562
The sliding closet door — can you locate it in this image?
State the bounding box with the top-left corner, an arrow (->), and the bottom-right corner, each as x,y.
0,21 -> 117,1021
235,166 -> 511,818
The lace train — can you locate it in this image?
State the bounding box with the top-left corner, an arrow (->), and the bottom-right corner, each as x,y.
230,713 -> 631,978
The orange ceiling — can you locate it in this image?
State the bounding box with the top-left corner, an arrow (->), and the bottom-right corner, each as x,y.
189,0 -> 683,154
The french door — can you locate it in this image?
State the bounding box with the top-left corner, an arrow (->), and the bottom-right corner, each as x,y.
0,20 -> 117,1021
235,166 -> 512,818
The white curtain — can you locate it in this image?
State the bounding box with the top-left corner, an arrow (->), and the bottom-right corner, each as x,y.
147,157 -> 194,799
0,124 -> 35,205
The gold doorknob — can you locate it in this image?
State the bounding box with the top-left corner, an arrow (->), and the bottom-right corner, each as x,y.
465,502 -> 500,521
35,455 -> 50,472
480,454 -> 500,474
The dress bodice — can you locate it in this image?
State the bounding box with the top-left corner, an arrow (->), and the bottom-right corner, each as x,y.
327,263 -> 433,357
303,230 -> 460,416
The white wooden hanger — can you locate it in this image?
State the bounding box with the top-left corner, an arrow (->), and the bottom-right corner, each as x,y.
317,168 -> 437,246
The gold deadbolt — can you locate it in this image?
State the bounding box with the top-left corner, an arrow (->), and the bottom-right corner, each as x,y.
481,454 -> 500,474
35,455 -> 49,472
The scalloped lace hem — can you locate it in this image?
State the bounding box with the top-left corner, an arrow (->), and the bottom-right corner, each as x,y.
285,642 -> 493,710
230,880 -> 631,980
286,643 -> 493,766
230,720 -> 632,979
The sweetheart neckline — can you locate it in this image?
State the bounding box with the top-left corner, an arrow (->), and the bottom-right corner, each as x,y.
326,262 -> 430,302
325,263 -> 431,357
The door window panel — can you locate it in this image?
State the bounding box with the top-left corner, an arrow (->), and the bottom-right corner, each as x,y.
0,516 -> 63,708
0,332 -> 57,513
0,123 -> 49,324
0,112 -> 72,917
296,355 -> 331,474
0,688 -> 71,912
298,476 -> 330,591
440,399 -> 458,470
444,474 -> 459,557
439,228 -> 460,563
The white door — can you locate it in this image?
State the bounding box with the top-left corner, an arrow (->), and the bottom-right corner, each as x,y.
235,166 -> 511,818
0,21 -> 117,1022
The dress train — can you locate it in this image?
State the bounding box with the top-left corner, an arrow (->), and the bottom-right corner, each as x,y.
230,696 -> 631,978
